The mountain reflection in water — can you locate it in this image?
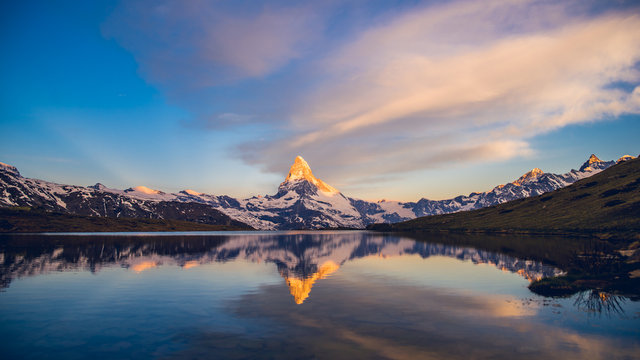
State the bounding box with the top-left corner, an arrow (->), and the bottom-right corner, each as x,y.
0,231 -> 563,304
1,231 -> 639,360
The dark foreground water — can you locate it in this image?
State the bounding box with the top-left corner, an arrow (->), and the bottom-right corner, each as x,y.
0,231 -> 638,359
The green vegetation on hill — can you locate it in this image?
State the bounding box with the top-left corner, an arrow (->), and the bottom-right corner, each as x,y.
369,158 -> 640,298
0,207 -> 253,232
370,158 -> 640,241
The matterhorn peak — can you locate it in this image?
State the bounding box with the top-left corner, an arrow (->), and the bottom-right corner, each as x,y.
282,156 -> 338,194
512,168 -> 544,186
285,156 -> 314,182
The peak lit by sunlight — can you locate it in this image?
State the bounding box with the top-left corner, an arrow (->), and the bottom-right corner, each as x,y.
131,186 -> 161,195
283,156 -> 339,194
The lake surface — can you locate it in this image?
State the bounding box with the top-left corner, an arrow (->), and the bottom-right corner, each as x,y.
0,231 -> 638,359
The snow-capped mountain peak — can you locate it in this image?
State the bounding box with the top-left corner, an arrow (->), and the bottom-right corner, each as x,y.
285,156 -> 313,181
126,185 -> 163,195
617,155 -> 636,163
89,183 -> 107,191
281,156 -> 338,194
512,168 -> 544,186
0,153 -> 627,230
579,154 -> 608,172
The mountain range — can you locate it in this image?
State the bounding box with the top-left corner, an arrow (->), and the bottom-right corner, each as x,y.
375,155 -> 640,238
0,154 -> 635,230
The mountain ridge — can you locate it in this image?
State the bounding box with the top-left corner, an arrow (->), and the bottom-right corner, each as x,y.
0,154 -> 635,230
370,157 -> 640,238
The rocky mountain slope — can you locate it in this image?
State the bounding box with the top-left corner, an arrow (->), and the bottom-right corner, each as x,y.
355,154 -> 621,223
0,154 -> 633,230
0,162 -> 249,228
373,157 -> 640,238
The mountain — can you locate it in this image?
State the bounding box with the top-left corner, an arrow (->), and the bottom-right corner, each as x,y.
580,154 -> 614,172
226,156 -> 363,229
0,164 -> 250,229
0,154 -> 631,230
370,157 -> 640,238
355,154 -> 622,223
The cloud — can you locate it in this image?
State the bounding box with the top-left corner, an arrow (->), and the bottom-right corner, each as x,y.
103,0 -> 640,192
242,0 -> 640,185
294,14 -> 640,142
103,0 -> 323,88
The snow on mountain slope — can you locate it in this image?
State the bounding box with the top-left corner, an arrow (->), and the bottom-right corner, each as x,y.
222,157 -> 364,229
0,169 -> 247,228
579,154 -> 615,172
511,168 -> 544,186
0,154 -> 628,230
284,156 -> 339,194
617,155 -> 637,163
352,154 -> 624,222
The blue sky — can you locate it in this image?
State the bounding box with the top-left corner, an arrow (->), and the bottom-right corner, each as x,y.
1,0 -> 639,201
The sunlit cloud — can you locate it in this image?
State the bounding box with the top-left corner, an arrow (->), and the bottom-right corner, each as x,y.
293,15 -> 640,143
104,0 -> 640,192
244,1 -> 640,186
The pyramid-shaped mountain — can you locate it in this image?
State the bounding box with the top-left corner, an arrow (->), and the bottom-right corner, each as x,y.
0,154 -> 628,230
236,156 -> 362,229
276,156 -> 339,197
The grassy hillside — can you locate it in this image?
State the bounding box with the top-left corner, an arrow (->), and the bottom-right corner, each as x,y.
370,157 -> 640,241
0,207 -> 253,232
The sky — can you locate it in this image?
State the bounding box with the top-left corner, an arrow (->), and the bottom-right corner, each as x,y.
1,0 -> 639,201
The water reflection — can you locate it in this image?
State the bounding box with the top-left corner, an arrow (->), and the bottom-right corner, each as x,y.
0,232 -> 638,360
199,278 -> 636,360
0,232 -> 563,304
574,290 -> 627,317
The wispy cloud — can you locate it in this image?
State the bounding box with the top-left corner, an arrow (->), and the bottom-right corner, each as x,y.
242,0 -> 640,183
103,0 -> 324,88
104,0 -> 640,189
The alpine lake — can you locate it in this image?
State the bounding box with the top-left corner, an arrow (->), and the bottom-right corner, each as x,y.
1,231 -> 638,359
